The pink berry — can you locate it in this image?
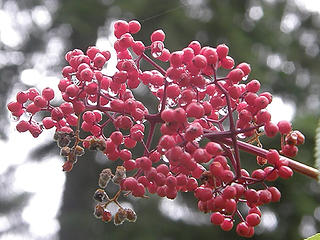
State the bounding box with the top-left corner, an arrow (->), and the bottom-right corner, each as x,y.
42,117 -> 55,129
220,219 -> 234,231
151,29 -> 165,42
245,189 -> 259,205
186,102 -> 205,119
216,44 -> 229,59
221,56 -> 234,69
16,120 -> 30,132
210,212 -> 224,225
28,88 -> 39,101
16,91 -> 29,103
246,213 -> 261,227
277,120 -> 292,135
246,79 -> 261,93
222,186 -> 237,199
278,165 -> 293,179
128,20 -> 141,34
188,41 -> 201,55
33,96 -> 48,108
192,55 -> 207,69
114,20 -> 129,38
267,186 -> 281,202
86,46 -> 100,60
169,51 -> 183,67
51,107 -> 64,121
42,87 -> 55,101
237,62 -> 251,76
7,101 -> 22,112
236,222 -> 251,237
227,68 -> 244,83
264,122 -> 279,137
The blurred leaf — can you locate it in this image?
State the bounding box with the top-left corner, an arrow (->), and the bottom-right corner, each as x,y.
305,233 -> 320,240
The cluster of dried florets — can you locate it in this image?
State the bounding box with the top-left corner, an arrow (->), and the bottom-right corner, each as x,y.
8,19 -> 310,237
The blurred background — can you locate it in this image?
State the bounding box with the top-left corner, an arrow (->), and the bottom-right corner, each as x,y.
1,0 -> 320,239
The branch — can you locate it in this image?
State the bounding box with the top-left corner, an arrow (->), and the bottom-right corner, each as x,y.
220,138 -> 320,180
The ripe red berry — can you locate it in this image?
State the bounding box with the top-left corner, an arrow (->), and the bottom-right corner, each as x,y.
264,122 -> 279,137
267,186 -> 281,202
42,87 -> 55,101
210,212 -> 224,225
245,189 -> 259,205
278,165 -> 293,179
128,20 -> 141,34
236,222 -> 250,237
7,101 -> 22,112
237,62 -> 251,76
246,213 -> 261,227
151,29 -> 165,42
16,120 -> 30,132
246,79 -> 261,93
216,44 -> 229,59
16,91 -> 29,103
228,68 -> 244,83
277,120 -> 292,135
192,55 -> 207,69
186,102 -> 205,119
220,219 -> 233,231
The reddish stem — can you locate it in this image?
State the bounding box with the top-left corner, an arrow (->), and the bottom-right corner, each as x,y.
220,138 -> 319,180
214,77 -> 241,178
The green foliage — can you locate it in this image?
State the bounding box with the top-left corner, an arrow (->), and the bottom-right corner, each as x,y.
305,233 -> 320,240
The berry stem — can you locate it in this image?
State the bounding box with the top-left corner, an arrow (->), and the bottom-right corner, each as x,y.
144,121 -> 156,155
221,138 -> 320,180
214,74 -> 241,178
141,53 -> 166,76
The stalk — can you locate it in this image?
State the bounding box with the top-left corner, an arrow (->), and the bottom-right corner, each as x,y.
220,138 -> 320,180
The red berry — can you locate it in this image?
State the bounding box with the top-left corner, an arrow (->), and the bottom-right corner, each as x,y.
267,186 -> 281,202
16,120 -> 30,132
128,20 -> 141,34
258,189 -> 272,204
186,102 -> 205,119
188,41 -> 201,55
266,149 -> 279,165
277,120 -> 292,135
264,122 -> 279,137
245,189 -> 259,205
123,177 -> 138,191
7,101 -> 22,112
278,165 -> 293,179
228,68 -> 244,83
16,91 -> 29,103
236,222 -> 250,237
223,186 -> 237,199
210,212 -> 224,225
42,117 -> 55,129
220,219 -> 234,231
192,55 -> 207,69
216,44 -> 229,59
237,62 -> 251,76
42,87 -> 55,101
246,213 -> 261,227
110,131 -> 123,145
33,95 -> 48,108
221,56 -> 234,69
246,79 -> 261,93
151,29 -> 165,42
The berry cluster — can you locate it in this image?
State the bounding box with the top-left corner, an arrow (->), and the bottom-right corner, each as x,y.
8,19 -> 311,237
